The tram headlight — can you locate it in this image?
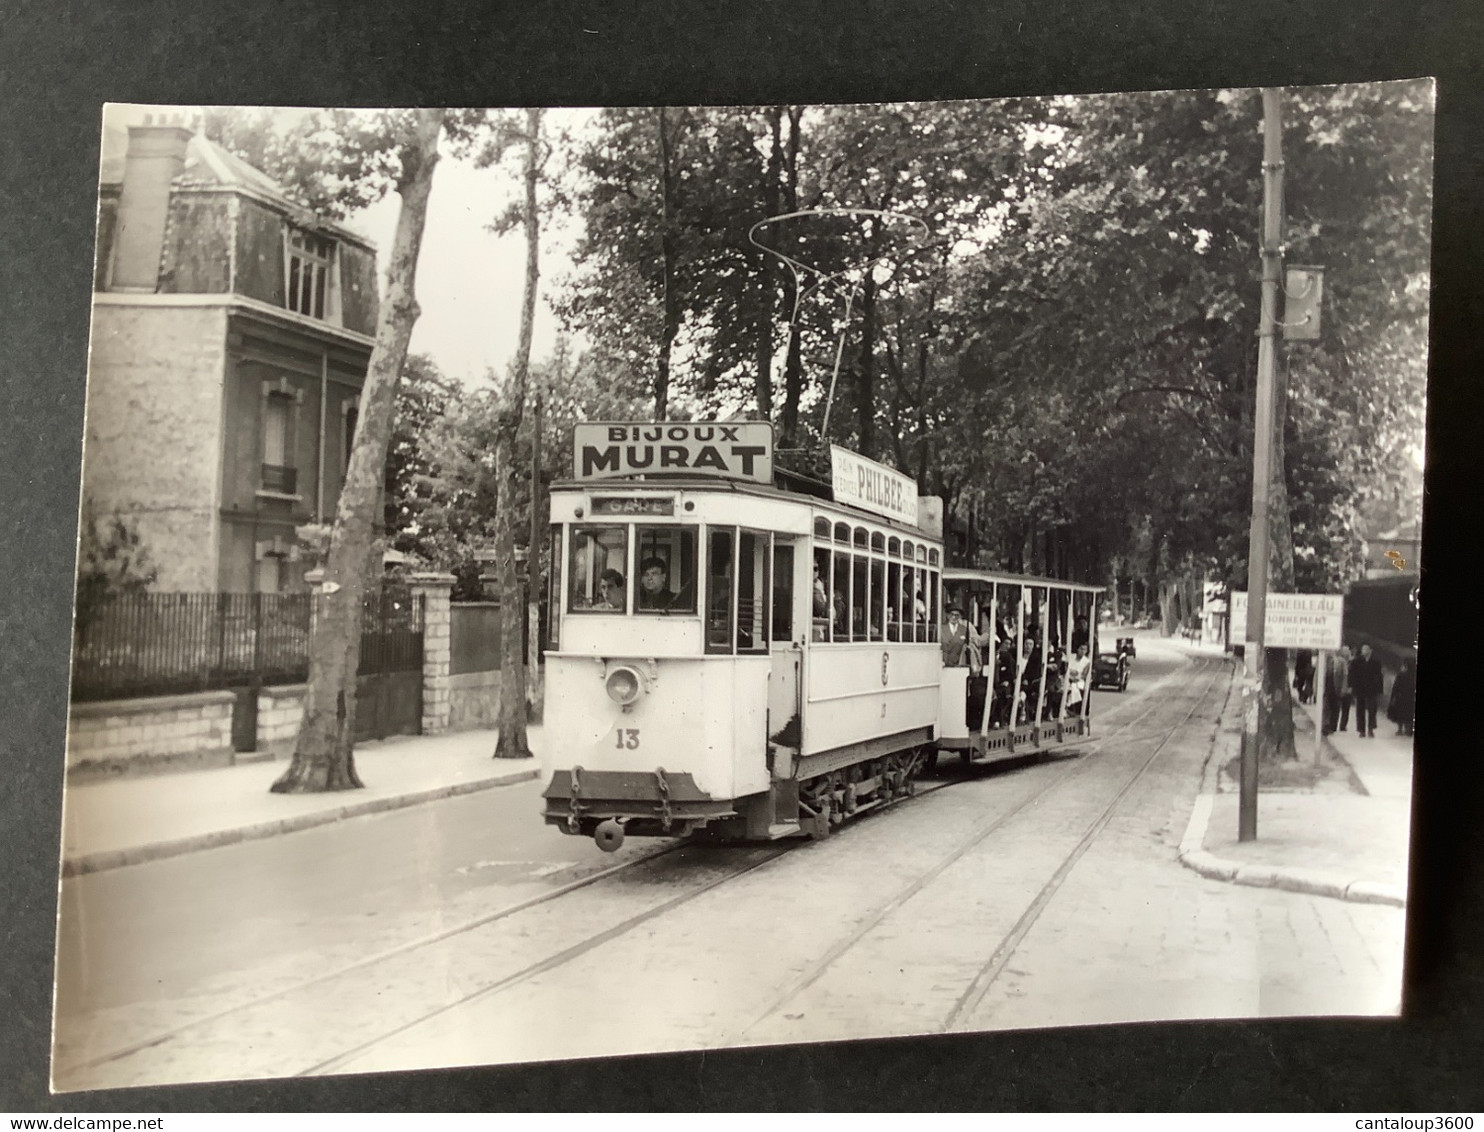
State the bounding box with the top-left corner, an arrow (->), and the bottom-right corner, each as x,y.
604,665 -> 644,706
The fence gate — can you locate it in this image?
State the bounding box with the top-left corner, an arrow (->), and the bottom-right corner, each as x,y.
356,590 -> 425,743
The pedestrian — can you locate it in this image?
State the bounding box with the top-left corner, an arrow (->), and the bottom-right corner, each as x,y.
1294,649 -> 1315,704
1322,647 -> 1352,735
1387,658 -> 1416,737
1349,643 -> 1384,738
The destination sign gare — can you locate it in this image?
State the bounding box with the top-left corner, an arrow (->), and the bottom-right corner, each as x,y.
574,422 -> 774,484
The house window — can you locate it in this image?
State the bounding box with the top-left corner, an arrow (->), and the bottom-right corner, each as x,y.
259,380 -> 302,497
285,230 -> 336,320
343,401 -> 359,473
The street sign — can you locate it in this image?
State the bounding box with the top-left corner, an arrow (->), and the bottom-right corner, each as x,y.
1230,591 -> 1343,650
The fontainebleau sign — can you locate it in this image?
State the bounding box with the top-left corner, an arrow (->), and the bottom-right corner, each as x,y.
830,444 -> 920,526
574,422 -> 774,484
1230,591 -> 1344,651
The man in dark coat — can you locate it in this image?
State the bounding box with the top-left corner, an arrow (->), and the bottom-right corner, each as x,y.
1349,643 -> 1385,738
1387,658 -> 1416,736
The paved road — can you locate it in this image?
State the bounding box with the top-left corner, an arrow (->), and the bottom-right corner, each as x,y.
53,638 -> 1401,1091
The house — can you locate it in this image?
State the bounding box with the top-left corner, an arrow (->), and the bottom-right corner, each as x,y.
85,107 -> 380,594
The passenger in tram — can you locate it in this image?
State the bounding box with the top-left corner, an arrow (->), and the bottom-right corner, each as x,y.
638,557 -> 677,610
1018,636 -> 1042,724
990,638 -> 1017,729
1044,648 -> 1065,718
595,569 -> 626,611
1072,615 -> 1090,654
941,605 -> 972,666
942,605 -> 988,670
1066,643 -> 1092,715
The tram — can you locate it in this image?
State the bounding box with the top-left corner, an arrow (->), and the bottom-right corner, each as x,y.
539,422 -> 1103,851
936,569 -> 1104,767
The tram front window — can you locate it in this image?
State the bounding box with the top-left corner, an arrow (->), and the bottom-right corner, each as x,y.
636,525 -> 697,613
569,526 -> 628,613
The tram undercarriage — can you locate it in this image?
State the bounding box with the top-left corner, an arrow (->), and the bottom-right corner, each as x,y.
541,740 -> 933,851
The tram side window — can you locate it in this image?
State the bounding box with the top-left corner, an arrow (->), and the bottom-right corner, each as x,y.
811,547 -> 832,642
569,526 -> 627,613
771,542 -> 794,643
547,525 -> 562,647
635,526 -> 697,614
870,558 -> 886,642
851,554 -> 868,641
913,566 -> 928,642
832,550 -> 851,642
705,528 -> 735,653
737,530 -> 769,654
929,569 -> 940,643
886,561 -> 902,641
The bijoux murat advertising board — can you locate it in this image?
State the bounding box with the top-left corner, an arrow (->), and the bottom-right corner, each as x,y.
830,444 -> 920,527
573,422 -> 774,484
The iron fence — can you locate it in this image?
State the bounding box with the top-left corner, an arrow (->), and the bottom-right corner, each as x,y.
71,589 -> 423,703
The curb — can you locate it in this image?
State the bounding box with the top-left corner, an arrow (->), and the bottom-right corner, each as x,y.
61,767 -> 540,878
1177,776 -> 1407,909
1174,683 -> 1407,909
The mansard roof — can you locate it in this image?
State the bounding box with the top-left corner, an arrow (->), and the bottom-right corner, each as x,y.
99,118 -> 375,251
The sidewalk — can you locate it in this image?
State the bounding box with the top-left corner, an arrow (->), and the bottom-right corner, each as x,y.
59,641 -> 1414,908
1175,654 -> 1412,907
60,726 -> 544,878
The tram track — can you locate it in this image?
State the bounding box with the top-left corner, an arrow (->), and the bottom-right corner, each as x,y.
57,652 -> 1228,1089
301,655 -> 1224,1075
734,655 -> 1229,1045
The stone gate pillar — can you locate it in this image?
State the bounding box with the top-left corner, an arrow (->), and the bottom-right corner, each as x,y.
409,571 -> 457,735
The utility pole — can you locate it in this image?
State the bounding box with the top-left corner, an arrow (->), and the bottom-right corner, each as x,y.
1241,88 -> 1285,842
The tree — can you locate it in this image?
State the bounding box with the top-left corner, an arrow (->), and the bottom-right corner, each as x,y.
271,109 -> 448,794
483,107 -> 546,759
73,507 -> 158,643
383,355 -> 490,598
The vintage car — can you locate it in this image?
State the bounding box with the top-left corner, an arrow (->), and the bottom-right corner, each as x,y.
1092,647 -> 1130,692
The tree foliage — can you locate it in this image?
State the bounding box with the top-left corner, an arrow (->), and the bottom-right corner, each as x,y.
553,84 -> 1431,618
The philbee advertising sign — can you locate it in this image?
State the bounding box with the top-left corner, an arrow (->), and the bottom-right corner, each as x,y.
1231,591 -> 1343,650
830,445 -> 920,527
573,422 -> 774,484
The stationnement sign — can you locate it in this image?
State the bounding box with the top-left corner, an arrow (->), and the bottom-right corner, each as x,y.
1230,591 -> 1343,650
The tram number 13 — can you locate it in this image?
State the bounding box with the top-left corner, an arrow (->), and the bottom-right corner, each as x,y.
614,729 -> 642,750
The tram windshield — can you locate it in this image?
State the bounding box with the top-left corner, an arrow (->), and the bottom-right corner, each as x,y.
636,525 -> 697,614
569,526 -> 628,612
567,524 -> 698,614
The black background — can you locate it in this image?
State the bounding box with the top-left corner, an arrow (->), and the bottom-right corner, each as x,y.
3,0 -> 1481,1112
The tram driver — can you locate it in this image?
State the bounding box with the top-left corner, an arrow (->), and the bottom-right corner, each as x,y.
638,556 -> 677,610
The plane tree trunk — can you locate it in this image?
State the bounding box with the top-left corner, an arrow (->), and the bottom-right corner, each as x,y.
273,109 -> 445,794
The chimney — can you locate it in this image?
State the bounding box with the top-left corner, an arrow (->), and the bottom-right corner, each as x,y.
108,116 -> 193,291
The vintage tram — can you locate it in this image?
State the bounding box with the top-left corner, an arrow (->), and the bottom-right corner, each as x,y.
539,423 -> 1103,851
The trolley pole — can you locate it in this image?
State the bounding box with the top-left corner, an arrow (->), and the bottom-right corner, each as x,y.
1241,88 -> 1285,842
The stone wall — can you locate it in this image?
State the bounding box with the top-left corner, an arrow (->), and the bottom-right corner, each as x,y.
68,690 -> 236,775
449,670 -> 502,731
84,301 -> 227,591
257,683 -> 307,749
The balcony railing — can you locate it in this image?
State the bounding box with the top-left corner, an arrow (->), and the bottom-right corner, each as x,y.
261,463 -> 297,494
